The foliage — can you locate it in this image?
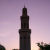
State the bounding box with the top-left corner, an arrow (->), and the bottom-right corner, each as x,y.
0,44 -> 6,50
37,42 -> 50,50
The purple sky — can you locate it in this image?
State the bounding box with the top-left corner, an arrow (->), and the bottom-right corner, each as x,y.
0,0 -> 50,50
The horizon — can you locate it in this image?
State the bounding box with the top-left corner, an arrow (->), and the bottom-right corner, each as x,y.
0,0 -> 50,50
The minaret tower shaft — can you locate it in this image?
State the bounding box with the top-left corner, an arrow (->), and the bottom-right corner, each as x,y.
19,6 -> 31,50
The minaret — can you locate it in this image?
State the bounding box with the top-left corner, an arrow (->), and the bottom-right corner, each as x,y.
19,6 -> 31,50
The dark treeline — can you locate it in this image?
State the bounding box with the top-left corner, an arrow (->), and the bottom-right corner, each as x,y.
0,42 -> 50,50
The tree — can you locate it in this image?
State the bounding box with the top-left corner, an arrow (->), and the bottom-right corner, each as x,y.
37,42 -> 50,50
0,44 -> 6,50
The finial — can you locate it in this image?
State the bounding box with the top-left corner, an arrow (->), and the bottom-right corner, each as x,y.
24,5 -> 26,8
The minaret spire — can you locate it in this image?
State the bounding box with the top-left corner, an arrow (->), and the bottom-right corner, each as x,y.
24,5 -> 25,8
22,6 -> 27,16
19,7 -> 31,50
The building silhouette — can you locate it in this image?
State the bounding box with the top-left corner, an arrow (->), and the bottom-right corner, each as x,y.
19,6 -> 31,50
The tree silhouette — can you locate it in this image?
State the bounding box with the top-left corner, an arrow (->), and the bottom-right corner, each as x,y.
37,42 -> 50,50
0,44 -> 6,50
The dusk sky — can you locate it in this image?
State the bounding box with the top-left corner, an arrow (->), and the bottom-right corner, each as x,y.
0,0 -> 50,50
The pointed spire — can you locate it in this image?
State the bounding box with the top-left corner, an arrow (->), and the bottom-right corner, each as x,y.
24,5 -> 25,8
22,5 -> 27,15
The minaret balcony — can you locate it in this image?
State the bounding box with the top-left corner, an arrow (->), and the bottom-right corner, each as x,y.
19,29 -> 31,34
